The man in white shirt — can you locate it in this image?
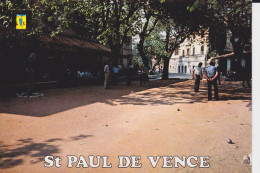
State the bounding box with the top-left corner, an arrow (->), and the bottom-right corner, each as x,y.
192,62 -> 203,92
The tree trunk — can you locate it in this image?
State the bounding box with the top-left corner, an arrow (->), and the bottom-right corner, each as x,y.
137,38 -> 149,68
110,45 -> 122,66
230,31 -> 244,57
230,34 -> 243,72
151,57 -> 161,73
162,56 -> 169,80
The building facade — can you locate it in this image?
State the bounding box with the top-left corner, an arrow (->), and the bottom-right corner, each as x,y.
169,34 -> 210,74
121,36 -> 133,67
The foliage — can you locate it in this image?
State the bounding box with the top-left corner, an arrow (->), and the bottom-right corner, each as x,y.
156,0 -> 208,79
1,0 -> 251,78
135,0 -> 163,68
144,31 -> 166,60
190,0 -> 252,55
45,0 -> 142,63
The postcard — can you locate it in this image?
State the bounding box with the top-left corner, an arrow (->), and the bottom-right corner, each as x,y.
0,0 -> 257,172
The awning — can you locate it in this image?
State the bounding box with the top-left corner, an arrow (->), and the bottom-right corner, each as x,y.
214,51 -> 251,59
39,35 -> 111,53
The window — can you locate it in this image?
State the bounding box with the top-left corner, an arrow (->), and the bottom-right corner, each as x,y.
187,49 -> 190,56
178,66 -> 180,73
201,45 -> 204,54
193,48 -> 195,55
175,48 -> 179,55
182,50 -> 185,56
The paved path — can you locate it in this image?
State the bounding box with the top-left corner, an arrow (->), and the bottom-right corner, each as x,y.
149,73 -> 192,80
169,73 -> 192,79
0,80 -> 252,172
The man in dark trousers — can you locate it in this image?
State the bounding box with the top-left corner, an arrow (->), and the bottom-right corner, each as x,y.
140,63 -> 148,86
205,62 -> 219,101
192,62 -> 203,92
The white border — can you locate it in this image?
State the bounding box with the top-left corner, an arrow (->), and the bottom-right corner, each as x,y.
252,3 -> 260,173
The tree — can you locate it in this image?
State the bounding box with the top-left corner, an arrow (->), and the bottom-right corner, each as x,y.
0,0 -> 140,65
193,0 -> 252,57
0,0 -> 74,45
47,0 -> 141,65
208,21 -> 227,56
135,0 -> 162,68
143,29 -> 166,72
157,0 -> 208,79
99,0 -> 140,65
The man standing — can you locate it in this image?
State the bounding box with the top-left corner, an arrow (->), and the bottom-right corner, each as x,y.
205,62 -> 219,101
140,63 -> 148,86
192,62 -> 203,92
104,62 -> 110,89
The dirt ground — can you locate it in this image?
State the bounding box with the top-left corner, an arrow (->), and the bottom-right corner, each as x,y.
0,79 -> 252,173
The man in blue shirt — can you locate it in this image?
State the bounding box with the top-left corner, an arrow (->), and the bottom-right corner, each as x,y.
205,62 -> 219,101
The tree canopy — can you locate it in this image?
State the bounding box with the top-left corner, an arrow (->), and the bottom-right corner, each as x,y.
0,0 -> 252,78
191,0 -> 251,56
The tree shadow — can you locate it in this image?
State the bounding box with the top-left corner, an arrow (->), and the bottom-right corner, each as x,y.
0,79 -> 186,117
245,100 -> 252,111
0,79 -> 251,117
0,139 -> 60,169
45,138 -> 63,143
0,134 -> 93,169
70,134 -> 93,141
105,80 -> 251,106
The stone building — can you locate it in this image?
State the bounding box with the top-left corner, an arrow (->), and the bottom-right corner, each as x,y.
121,37 -> 133,67
169,34 -> 210,74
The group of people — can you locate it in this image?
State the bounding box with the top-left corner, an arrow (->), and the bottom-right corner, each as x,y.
77,70 -> 94,80
105,61 -> 249,102
104,63 -> 126,89
192,62 -> 219,101
104,62 -> 149,89
193,61 -> 252,101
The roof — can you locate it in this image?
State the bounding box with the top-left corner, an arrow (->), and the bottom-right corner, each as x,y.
214,51 -> 251,59
39,35 -> 111,53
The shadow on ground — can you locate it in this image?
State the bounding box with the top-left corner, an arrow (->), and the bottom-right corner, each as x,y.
104,80 -> 251,106
0,80 -> 251,117
0,134 -> 92,169
0,80 -> 185,117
